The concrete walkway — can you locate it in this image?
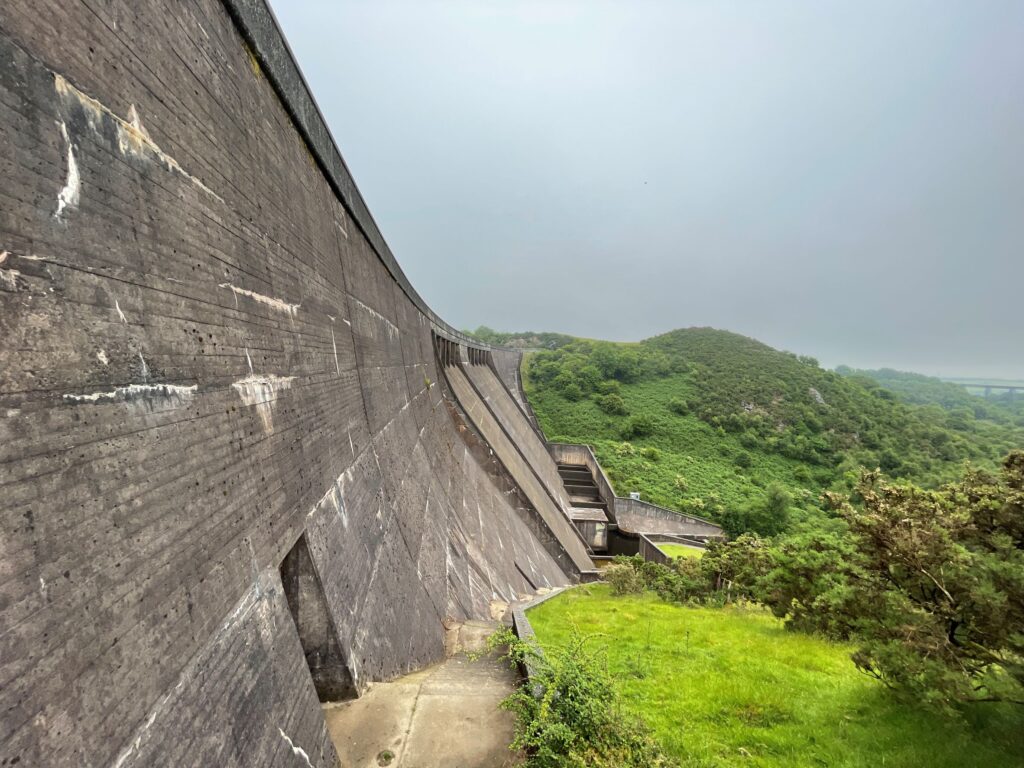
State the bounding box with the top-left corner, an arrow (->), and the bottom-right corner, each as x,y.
322,620 -> 523,768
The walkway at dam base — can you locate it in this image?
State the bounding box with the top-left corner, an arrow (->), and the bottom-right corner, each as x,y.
323,618 -> 523,768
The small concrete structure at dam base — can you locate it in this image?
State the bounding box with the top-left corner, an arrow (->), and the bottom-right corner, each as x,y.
0,2 -> 721,765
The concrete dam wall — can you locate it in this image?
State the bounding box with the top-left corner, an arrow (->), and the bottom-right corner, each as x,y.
0,2 -> 584,766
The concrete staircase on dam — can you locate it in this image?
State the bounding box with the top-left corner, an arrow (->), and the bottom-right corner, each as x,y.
558,463 -> 607,510
558,462 -> 613,553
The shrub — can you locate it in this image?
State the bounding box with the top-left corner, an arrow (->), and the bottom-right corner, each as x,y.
719,484 -> 792,537
603,563 -> 644,595
680,497 -> 706,514
739,430 -> 760,449
615,441 -> 635,457
667,396 -> 689,415
734,451 -> 753,469
622,414 -> 655,439
561,382 -> 583,402
596,379 -> 621,396
640,446 -> 661,462
673,474 -> 688,492
596,393 -> 628,416
491,627 -> 677,768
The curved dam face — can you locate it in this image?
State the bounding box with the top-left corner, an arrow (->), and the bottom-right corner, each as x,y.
0,3 -> 583,766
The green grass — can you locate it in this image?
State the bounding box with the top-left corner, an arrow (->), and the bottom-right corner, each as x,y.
527,585 -> 1024,767
658,543 -> 704,559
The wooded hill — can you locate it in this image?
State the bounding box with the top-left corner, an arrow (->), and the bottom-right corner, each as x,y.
520,327 -> 1024,533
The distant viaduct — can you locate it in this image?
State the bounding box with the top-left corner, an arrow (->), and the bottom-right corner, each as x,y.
0,3 -> 718,766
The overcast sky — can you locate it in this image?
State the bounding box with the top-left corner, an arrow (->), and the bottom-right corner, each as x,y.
272,1 -> 1024,379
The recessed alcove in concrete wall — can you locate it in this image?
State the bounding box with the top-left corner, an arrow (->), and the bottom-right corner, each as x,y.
280,534 -> 357,702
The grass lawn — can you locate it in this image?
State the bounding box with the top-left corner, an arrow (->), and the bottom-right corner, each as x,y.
658,543 -> 704,559
527,585 -> 1024,767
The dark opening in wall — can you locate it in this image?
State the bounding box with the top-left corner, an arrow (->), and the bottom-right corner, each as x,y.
280,534 -> 356,701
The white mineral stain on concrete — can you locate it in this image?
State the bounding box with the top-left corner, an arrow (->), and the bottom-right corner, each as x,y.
96,350 -> 109,365
114,299 -> 127,323
126,104 -> 151,144
0,267 -> 21,291
309,467 -> 352,529
219,283 -> 299,317
231,373 -> 295,433
277,728 -> 314,768
352,298 -> 399,339
64,383 -> 198,405
331,328 -> 340,374
54,74 -> 223,202
54,121 -> 80,218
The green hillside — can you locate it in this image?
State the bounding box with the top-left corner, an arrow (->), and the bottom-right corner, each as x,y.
523,328 -> 1024,534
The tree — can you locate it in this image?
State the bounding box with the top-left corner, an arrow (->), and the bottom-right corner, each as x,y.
701,535 -> 776,602
825,452 -> 1024,707
719,484 -> 792,537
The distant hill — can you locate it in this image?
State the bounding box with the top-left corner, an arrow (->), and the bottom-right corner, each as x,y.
521,328 -> 1024,533
836,366 -> 1024,426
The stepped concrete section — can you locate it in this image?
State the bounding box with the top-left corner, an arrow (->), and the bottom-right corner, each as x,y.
490,352 -> 536,423
464,360 -> 574,512
0,3 -> 574,766
443,364 -> 595,576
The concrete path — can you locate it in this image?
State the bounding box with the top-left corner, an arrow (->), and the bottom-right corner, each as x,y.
322,620 -> 523,768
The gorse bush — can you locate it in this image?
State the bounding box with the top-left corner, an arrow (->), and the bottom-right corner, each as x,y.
606,535 -> 777,607
824,453 -> 1024,708
490,627 -> 677,768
